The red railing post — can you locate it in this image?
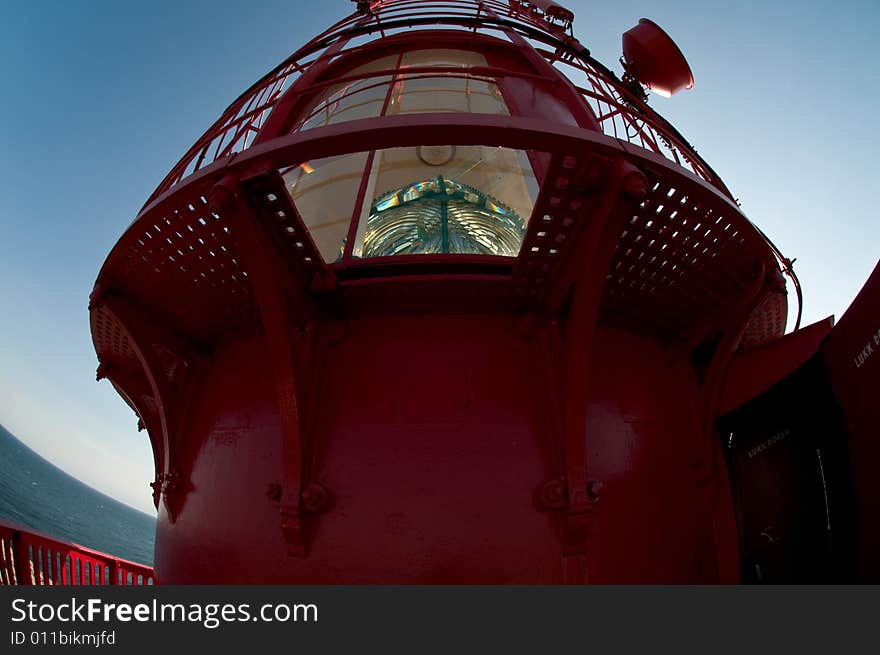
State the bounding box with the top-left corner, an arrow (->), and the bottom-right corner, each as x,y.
12,530 -> 32,585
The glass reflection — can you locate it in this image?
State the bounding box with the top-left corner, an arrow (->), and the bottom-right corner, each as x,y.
360,176 -> 525,257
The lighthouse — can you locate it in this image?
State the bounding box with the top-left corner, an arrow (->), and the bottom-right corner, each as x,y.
89,0 -> 875,584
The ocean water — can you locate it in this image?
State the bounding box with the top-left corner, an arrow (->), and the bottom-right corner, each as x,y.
0,424 -> 155,566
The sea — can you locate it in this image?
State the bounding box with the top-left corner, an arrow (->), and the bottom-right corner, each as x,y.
0,424 -> 155,566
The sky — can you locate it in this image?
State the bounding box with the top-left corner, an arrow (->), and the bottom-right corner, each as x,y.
0,0 -> 877,515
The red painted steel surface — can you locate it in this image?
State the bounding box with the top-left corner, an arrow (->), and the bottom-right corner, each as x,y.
719,316 -> 834,415
823,261 -> 880,582
152,320 -> 724,583
0,519 -> 154,586
88,0 -> 816,583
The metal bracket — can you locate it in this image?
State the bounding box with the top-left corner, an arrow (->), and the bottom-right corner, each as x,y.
211,172 -> 325,557
90,288 -> 205,517
546,157 -> 647,581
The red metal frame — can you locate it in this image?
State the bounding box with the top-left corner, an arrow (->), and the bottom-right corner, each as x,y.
554,158 -> 646,582
109,112 -> 789,358
822,261 -> 880,581
719,316 -> 835,416
145,0 -> 740,201
90,288 -> 206,513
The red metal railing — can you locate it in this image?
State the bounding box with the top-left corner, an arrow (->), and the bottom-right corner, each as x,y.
0,519 -> 154,586
145,0 -> 725,204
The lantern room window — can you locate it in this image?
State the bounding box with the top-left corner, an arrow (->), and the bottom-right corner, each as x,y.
351,145 -> 536,258
281,145 -> 539,263
386,49 -> 509,117
295,49 -> 509,132
282,48 -> 540,264
298,55 -> 399,131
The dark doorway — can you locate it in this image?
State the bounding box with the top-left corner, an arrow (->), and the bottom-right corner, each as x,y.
718,356 -> 857,583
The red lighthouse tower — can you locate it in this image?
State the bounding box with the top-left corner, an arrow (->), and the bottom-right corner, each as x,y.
89,0 -> 878,584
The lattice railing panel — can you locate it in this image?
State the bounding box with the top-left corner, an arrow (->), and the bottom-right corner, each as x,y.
111,187 -> 260,346
91,306 -> 138,367
600,173 -> 772,341
514,152 -> 600,300
741,291 -> 788,349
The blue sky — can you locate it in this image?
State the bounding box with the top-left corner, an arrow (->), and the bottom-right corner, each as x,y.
0,0 -> 877,515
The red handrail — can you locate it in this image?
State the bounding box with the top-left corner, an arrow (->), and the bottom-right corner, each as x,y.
143,0 -> 724,204
0,518 -> 154,586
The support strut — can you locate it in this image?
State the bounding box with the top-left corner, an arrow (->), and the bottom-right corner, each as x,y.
209,172 -> 321,557
90,290 -> 206,515
548,157 -> 647,582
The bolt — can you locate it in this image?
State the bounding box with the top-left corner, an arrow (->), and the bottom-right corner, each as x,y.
208,175 -> 239,213
622,171 -> 648,198
302,482 -> 330,513
539,477 -> 567,510
265,482 -> 282,502
587,480 -> 604,500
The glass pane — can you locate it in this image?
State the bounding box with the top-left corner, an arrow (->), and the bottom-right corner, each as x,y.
281,152 -> 370,262
295,49 -> 509,131
296,55 -> 398,131
352,145 -> 538,258
387,49 -> 508,116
